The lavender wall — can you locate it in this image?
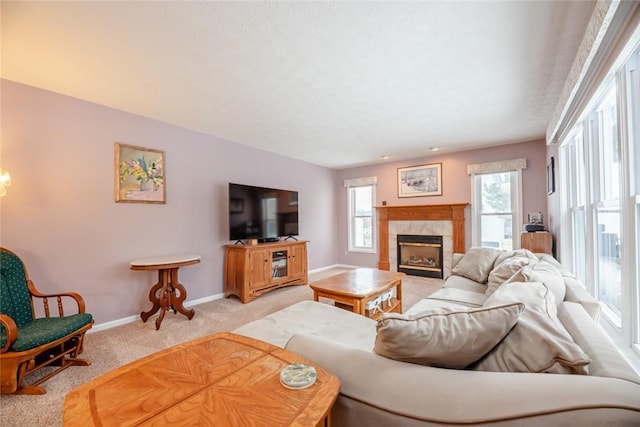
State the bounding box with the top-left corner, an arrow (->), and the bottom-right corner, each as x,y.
0,80 -> 339,325
336,139 -> 549,267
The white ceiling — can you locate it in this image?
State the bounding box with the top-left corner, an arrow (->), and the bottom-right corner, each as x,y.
1,1 -> 595,169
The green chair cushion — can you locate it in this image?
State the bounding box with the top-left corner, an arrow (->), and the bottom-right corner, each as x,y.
0,251 -> 34,328
1,313 -> 93,352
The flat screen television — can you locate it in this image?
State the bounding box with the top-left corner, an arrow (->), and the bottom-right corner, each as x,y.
228,183 -> 299,242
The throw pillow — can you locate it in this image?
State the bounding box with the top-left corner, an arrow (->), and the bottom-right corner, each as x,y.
508,262 -> 566,306
486,256 -> 534,297
472,282 -> 590,374
450,247 -> 501,284
373,303 -> 524,369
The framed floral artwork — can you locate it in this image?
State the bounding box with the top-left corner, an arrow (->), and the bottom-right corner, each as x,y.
398,163 -> 442,197
115,143 -> 165,203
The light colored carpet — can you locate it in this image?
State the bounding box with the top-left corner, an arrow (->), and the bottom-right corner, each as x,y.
0,267 -> 442,426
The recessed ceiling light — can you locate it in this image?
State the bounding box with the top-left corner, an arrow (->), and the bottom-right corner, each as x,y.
382,155 -> 390,160
429,147 -> 440,152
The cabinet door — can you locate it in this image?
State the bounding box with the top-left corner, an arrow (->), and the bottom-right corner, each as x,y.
270,249 -> 289,281
521,232 -> 552,254
289,244 -> 307,279
247,249 -> 270,289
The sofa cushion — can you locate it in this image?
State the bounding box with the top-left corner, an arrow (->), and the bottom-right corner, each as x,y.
233,300 -> 377,350
425,287 -> 486,307
472,282 -> 590,374
536,253 -> 576,277
7,313 -> 93,352
450,247 -> 501,284
508,262 -> 566,306
374,303 -> 524,369
564,276 -> 602,321
405,297 -> 470,316
493,248 -> 538,268
486,256 -> 535,297
443,274 -> 488,293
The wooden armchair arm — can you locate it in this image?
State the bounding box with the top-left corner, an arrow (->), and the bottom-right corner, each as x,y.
27,280 -> 86,317
0,314 -> 18,353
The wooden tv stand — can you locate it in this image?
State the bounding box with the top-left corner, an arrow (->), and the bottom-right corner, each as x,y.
224,240 -> 308,303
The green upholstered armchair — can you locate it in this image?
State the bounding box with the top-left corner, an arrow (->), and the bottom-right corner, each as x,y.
0,248 -> 93,394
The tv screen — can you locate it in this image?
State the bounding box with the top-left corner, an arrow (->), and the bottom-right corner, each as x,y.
228,183 -> 299,242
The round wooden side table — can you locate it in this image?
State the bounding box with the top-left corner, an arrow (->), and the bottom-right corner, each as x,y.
130,254 -> 200,330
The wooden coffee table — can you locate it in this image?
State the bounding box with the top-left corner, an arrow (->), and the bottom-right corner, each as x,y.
63,332 -> 340,427
310,268 -> 405,320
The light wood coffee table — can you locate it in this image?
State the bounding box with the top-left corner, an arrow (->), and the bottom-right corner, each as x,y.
310,268 -> 405,320
63,332 -> 340,427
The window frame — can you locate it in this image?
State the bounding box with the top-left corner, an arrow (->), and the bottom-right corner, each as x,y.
345,177 -> 377,253
470,169 -> 523,250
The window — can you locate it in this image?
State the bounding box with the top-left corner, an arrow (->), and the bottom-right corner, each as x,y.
590,84 -> 623,321
559,38 -> 640,360
561,126 -> 588,283
345,177 -> 377,252
469,159 -> 525,251
627,47 -> 640,350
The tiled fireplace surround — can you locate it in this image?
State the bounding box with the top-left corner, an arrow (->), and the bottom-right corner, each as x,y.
376,204 -> 469,279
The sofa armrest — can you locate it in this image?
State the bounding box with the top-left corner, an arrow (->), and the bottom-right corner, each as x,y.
286,334 -> 640,424
451,253 -> 464,270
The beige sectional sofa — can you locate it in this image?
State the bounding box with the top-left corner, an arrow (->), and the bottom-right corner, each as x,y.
233,248 -> 640,426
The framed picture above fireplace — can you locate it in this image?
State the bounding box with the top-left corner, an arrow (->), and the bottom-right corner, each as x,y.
398,163 -> 442,198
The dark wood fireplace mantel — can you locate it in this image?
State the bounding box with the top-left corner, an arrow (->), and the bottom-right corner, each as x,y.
376,203 -> 469,271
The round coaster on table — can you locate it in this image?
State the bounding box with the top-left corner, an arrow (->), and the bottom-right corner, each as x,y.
280,363 -> 317,390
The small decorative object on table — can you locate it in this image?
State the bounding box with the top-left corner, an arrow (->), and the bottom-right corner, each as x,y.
381,289 -> 394,310
365,295 -> 383,317
280,363 -> 317,390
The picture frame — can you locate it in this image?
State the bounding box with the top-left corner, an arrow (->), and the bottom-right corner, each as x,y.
547,157 -> 555,195
528,212 -> 544,225
398,163 -> 442,198
115,143 -> 165,204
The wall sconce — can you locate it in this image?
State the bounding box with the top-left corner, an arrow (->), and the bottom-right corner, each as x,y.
0,169 -> 12,197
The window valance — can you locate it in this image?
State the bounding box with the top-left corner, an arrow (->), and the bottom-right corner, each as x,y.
467,158 -> 527,175
344,176 -> 377,187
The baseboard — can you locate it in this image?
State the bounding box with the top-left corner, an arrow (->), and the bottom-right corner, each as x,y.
89,264 -> 353,333
310,263 -> 359,273
89,292 -> 225,333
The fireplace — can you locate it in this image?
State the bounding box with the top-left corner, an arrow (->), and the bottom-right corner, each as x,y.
397,234 -> 444,279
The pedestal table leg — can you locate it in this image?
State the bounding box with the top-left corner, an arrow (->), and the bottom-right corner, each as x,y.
168,268 -> 195,320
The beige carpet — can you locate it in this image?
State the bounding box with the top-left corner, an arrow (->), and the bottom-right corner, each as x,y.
0,267 -> 442,426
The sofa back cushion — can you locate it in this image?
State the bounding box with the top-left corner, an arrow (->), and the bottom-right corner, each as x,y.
564,276 -> 602,321
493,248 -> 538,268
374,303 -> 524,369
450,247 -> 501,284
472,282 -> 590,374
